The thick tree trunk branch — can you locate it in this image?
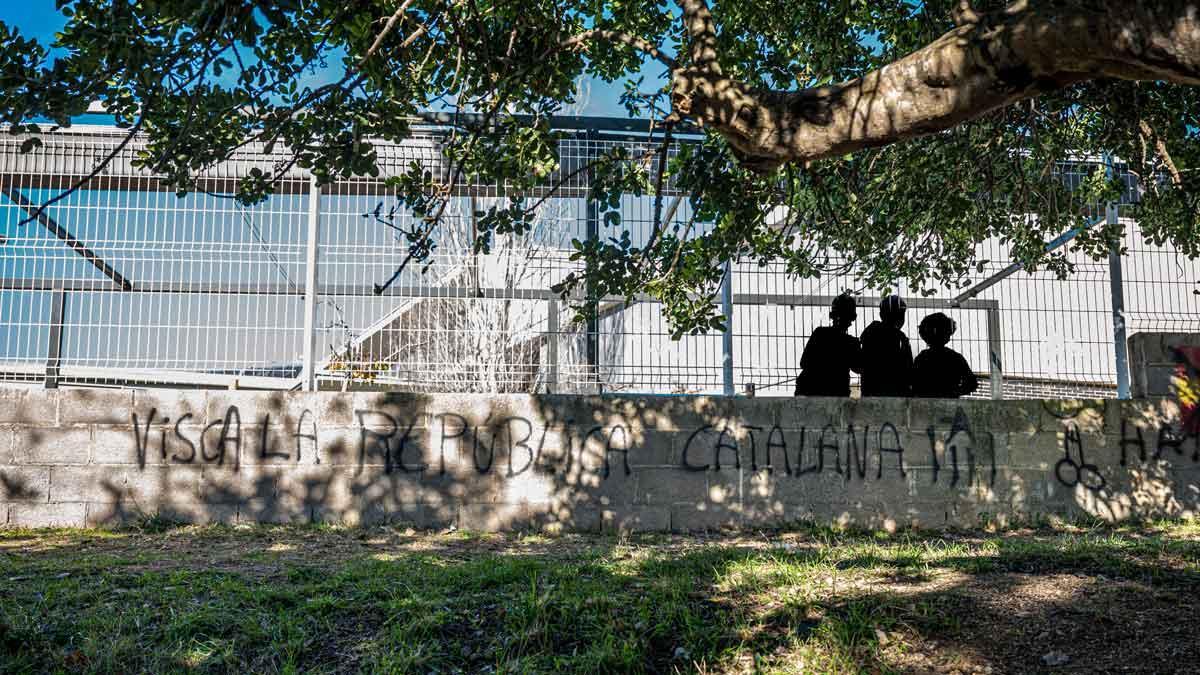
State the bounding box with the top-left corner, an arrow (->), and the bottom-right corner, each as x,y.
672,0 -> 1200,171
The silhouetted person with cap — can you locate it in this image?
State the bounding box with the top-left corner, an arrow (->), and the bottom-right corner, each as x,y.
795,293 -> 862,397
913,312 -> 978,398
860,294 -> 913,397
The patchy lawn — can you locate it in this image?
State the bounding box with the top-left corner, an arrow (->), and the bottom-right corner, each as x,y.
2,519 -> 1199,674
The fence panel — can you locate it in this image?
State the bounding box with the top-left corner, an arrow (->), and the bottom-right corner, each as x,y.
2,123 -> 1199,397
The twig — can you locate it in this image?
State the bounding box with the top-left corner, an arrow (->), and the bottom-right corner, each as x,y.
16,110 -> 148,227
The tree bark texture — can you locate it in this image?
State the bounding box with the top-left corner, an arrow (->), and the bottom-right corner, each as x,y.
672,0 -> 1200,170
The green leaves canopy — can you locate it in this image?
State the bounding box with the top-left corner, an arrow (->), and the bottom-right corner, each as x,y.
2,0 -> 1198,334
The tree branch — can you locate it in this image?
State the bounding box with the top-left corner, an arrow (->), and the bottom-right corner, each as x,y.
1139,119 -> 1184,186
560,29 -> 676,68
671,0 -> 1200,171
677,0 -> 721,75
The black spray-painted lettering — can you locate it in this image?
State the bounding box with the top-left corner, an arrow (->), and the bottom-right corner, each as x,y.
296,409 -> 317,464
171,413 -> 197,464
846,425 -> 868,480
766,426 -> 791,475
877,422 -> 905,479
1119,419 -> 1146,467
508,417 -> 535,476
1054,424 -> 1105,492
603,424 -> 632,478
682,425 -> 713,471
714,426 -> 740,470
259,413 -> 292,462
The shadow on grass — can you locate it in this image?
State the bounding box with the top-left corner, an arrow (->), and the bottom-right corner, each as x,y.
2,524 -> 1200,673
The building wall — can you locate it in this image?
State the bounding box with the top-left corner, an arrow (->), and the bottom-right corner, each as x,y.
1,387 -> 1197,531
1128,332 -> 1200,398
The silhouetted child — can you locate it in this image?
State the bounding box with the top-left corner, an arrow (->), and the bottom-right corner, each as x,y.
860,294 -> 913,397
913,312 -> 978,398
795,294 -> 862,397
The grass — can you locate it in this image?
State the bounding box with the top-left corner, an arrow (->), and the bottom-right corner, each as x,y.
1,519 -> 1199,674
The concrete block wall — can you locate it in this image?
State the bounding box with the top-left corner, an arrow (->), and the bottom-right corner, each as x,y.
1128,332 -> 1200,398
1,387 -> 1198,531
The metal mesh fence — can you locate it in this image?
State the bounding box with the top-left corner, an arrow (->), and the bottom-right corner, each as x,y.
1,122 -> 1198,397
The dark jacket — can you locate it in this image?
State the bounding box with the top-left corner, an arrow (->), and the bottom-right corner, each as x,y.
912,346 -> 978,398
859,321 -> 913,397
795,326 -> 861,397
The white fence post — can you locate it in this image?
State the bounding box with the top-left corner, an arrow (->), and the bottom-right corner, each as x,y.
300,175 -> 321,392
1104,155 -> 1131,399
44,285 -> 65,389
986,304 -> 1003,400
546,297 -> 559,393
721,260 -> 734,396
1109,212 -> 1131,399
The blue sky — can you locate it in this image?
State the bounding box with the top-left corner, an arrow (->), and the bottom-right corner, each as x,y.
0,3 -> 649,119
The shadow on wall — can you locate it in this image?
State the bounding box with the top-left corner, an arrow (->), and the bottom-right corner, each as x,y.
1,388 -> 1199,531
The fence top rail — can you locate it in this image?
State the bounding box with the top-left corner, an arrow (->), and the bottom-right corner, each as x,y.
3,113 -> 699,143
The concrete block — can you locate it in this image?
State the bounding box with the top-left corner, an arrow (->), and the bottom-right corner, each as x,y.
312,392 -> 354,427
49,465 -> 128,503
354,391 -> 433,428
901,467 -> 1001,503
669,503 -> 743,532
458,502 -> 539,531
528,427 -> 573,474
1038,399 -> 1113,434
93,427 -> 143,465
1128,332 -> 1166,364
0,389 -> 58,425
88,500 -> 236,526
968,400 -> 1042,434
779,397 -> 844,431
648,395 -> 742,433
533,501 -> 603,533
239,497 -> 311,524
602,428 -> 671,468
131,389 -> 208,426
545,463 -> 637,506
349,469 -> 481,510
241,424 -> 317,466
673,424 -> 740,472
11,427 -> 91,465
598,506 -> 669,532
1007,428 -> 1113,471
1115,398 -> 1181,431
8,502 -> 87,528
312,500 -> 453,528
275,466 -> 354,512
745,468 -> 840,506
59,389 -> 132,426
122,465 -> 203,504
84,501 -> 141,527
704,467 -> 740,506
845,397 -> 907,430
0,425 -> 10,465
316,427 -> 361,466
206,391 -> 310,429
0,467 -> 49,502
1144,367 -> 1181,398
632,467 -> 709,505
908,399 -> 981,436
199,466 -> 256,504
535,394 -> 686,433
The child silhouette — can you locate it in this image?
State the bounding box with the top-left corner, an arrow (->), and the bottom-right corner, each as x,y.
795,294 -> 862,397
912,312 -> 978,398
860,294 -> 913,397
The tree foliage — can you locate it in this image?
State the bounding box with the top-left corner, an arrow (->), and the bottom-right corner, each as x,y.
2,0 -> 1199,334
